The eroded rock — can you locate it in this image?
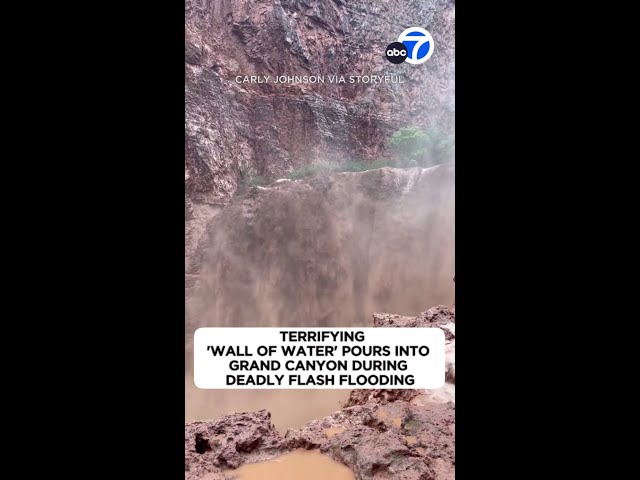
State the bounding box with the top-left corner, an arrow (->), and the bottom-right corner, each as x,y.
348,305 -> 456,408
286,400 -> 455,480
185,410 -> 284,479
185,307 -> 455,480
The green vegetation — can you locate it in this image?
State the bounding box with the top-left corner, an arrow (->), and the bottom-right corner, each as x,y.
390,126 -> 455,167
245,126 -> 454,187
389,127 -> 428,164
288,164 -> 322,180
286,126 -> 454,180
338,159 -> 389,172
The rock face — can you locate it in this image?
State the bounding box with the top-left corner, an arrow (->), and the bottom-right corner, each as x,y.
284,399 -> 454,480
186,165 -> 455,334
347,304 -> 456,409
185,410 -> 284,480
185,0 -> 455,276
185,306 -> 455,480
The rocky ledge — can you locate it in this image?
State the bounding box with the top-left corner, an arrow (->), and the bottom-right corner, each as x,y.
185,305 -> 455,480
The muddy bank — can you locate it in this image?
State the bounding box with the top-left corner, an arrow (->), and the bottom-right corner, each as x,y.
186,398 -> 454,480
185,388 -> 349,434
185,306 -> 455,480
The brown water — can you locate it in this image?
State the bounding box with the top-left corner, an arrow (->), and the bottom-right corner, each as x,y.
375,408 -> 402,428
227,449 -> 354,480
185,378 -> 348,433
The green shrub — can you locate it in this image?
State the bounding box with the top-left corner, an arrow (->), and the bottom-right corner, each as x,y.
390,126 -> 455,167
390,127 -> 429,165
425,127 -> 455,165
288,164 -> 322,179
337,159 -> 390,172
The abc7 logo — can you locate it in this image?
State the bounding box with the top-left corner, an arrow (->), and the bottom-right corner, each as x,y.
386,27 -> 434,65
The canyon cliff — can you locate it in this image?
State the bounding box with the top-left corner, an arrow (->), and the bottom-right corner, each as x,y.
185,0 -> 455,277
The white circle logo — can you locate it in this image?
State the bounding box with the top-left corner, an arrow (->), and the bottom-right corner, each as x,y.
398,27 -> 434,65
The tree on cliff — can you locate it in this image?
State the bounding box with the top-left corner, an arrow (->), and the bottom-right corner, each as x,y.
390,127 -> 455,167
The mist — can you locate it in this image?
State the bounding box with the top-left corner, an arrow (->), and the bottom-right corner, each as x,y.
185,164 -> 454,429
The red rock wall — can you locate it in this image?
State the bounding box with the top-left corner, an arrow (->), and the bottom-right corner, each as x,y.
185,1 -> 455,267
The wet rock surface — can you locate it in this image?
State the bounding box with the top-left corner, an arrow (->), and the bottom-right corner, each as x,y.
348,305 -> 456,407
283,398 -> 454,480
185,306 -> 455,480
373,305 -> 456,340
322,401 -> 454,480
185,399 -> 454,480
185,410 -> 284,479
